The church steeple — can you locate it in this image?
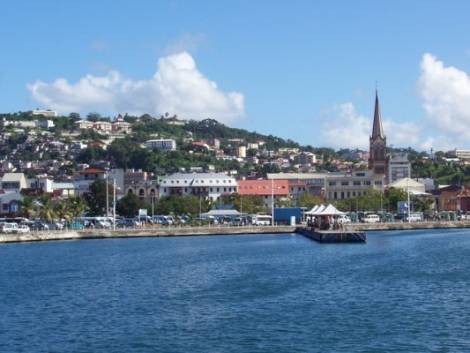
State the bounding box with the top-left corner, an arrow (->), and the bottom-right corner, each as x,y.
372,90 -> 385,139
368,90 -> 388,176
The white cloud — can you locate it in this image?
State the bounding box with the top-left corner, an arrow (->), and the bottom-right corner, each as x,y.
321,102 -> 421,150
418,53 -> 470,146
27,52 -> 245,122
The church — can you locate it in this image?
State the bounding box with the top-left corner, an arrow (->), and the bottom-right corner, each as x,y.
368,91 -> 388,176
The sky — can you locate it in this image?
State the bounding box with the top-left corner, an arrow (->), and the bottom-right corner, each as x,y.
2,0 -> 470,151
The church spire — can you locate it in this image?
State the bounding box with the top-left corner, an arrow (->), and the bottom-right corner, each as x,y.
372,90 -> 385,139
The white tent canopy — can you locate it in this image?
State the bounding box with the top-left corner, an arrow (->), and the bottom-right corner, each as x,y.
305,204 -> 345,216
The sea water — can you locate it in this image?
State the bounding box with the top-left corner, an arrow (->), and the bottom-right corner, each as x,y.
1,229 -> 470,352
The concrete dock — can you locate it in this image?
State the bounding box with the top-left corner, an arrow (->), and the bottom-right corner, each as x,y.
296,227 -> 367,243
0,225 -> 296,244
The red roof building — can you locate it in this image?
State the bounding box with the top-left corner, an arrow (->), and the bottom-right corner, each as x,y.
238,179 -> 289,196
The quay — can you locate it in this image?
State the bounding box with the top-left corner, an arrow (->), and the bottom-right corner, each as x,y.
2,221 -> 470,244
0,225 -> 296,244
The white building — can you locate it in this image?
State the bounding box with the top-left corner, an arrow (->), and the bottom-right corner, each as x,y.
32,109 -> 58,117
454,149 -> 470,160
325,171 -> 385,201
1,173 -> 28,191
145,139 -> 177,151
237,146 -> 247,158
388,153 -> 411,184
159,173 -> 237,201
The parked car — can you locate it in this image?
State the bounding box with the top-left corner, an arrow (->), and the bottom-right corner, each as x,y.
337,215 -> 351,224
0,222 -> 18,234
403,213 -> 423,222
116,218 -> 141,228
363,214 -> 380,223
15,224 -> 30,234
29,221 -> 49,231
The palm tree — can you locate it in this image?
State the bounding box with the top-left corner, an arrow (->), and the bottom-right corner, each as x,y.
54,201 -> 72,222
39,200 -> 56,223
20,196 -> 36,219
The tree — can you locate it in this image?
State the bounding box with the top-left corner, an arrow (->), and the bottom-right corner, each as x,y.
384,187 -> 407,212
116,193 -> 149,217
67,196 -> 88,218
155,195 -> 209,216
219,194 -> 266,214
20,196 -> 36,218
298,193 -> 323,208
84,179 -> 113,216
38,199 -> 56,222
54,201 -> 72,221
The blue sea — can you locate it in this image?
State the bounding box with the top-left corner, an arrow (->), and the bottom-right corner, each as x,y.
1,229 -> 470,352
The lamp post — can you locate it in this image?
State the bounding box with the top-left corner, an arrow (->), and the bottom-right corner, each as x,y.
105,172 -> 109,217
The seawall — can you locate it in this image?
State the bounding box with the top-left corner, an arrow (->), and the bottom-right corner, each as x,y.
0,225 -> 296,244
3,221 -> 470,244
348,221 -> 470,232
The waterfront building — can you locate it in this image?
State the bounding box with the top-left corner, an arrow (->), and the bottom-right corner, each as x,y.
267,173 -> 327,197
325,171 -> 385,201
0,190 -> 23,215
124,169 -> 158,201
435,185 -> 470,212
159,173 -> 237,201
145,139 -> 177,151
388,153 -> 411,184
368,91 -> 388,177
388,177 -> 426,195
237,179 -> 289,208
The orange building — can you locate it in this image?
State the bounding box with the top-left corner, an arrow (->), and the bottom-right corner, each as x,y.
237,179 -> 289,207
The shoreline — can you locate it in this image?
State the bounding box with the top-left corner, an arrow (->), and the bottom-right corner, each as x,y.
2,221 -> 470,244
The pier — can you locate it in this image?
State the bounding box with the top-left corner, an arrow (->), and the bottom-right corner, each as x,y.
296,227 -> 367,243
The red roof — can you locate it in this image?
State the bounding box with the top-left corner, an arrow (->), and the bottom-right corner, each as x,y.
81,167 -> 105,174
238,179 -> 289,196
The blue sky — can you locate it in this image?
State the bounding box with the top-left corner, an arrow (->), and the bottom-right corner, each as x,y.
2,1 -> 470,150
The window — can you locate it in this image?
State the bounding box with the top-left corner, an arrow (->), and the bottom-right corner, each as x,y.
329,181 -> 336,186
341,181 -> 349,186
364,181 -> 371,186
353,181 -> 361,186
374,180 -> 382,185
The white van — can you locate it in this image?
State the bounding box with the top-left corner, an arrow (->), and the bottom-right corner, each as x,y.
251,215 -> 272,226
0,222 -> 18,233
363,214 -> 380,223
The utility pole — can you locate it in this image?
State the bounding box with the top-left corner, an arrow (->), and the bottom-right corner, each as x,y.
113,178 -> 116,231
271,178 -> 274,226
407,177 -> 411,223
